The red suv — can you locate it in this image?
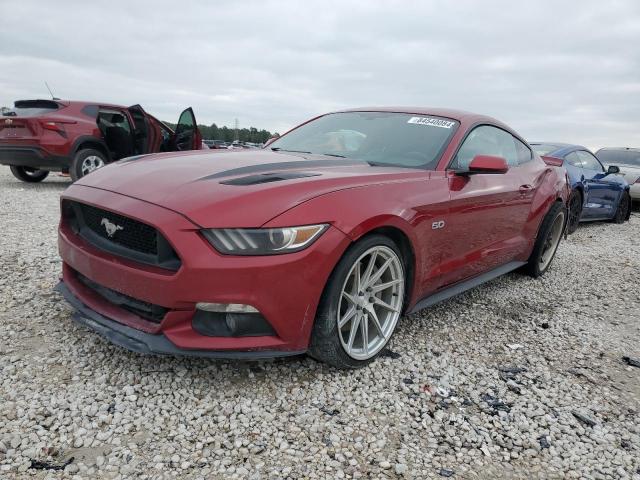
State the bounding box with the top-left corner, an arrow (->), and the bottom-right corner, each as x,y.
0,99 -> 202,182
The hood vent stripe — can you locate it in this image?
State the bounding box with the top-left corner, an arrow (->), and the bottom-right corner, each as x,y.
220,171 -> 321,186
197,159 -> 365,182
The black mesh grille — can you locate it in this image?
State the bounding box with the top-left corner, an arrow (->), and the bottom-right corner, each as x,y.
76,273 -> 167,323
63,200 -> 181,271
79,203 -> 158,255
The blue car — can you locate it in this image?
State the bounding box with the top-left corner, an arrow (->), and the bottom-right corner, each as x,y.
531,143 -> 631,233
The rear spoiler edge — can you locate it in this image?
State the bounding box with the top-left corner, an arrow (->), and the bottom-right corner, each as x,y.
541,155 -> 564,167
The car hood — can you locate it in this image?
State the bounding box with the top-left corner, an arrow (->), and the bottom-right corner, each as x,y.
616,164 -> 640,182
76,150 -> 425,227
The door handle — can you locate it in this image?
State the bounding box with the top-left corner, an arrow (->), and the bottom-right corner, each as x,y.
519,184 -> 533,194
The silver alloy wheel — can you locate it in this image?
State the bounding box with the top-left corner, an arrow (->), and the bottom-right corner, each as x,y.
337,245 -> 404,360
23,167 -> 44,177
539,210 -> 565,270
81,155 -> 105,176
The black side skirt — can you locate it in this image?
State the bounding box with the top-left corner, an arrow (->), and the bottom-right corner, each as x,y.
409,261 -> 526,314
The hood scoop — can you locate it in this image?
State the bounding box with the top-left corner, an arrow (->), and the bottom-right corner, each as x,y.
220,171 -> 320,186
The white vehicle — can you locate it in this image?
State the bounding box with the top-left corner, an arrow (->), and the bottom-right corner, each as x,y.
596,148 -> 640,207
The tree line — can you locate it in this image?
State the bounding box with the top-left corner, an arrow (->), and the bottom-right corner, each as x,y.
165,121 -> 276,144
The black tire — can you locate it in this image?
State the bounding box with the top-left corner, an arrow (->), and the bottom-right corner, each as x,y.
70,148 -> 107,182
9,166 -> 49,183
308,235 -> 406,369
611,191 -> 630,224
566,189 -> 582,234
524,202 -> 566,278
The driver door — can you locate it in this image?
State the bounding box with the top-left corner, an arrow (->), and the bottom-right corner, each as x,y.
576,150 -> 619,218
171,107 -> 202,151
440,125 -> 534,286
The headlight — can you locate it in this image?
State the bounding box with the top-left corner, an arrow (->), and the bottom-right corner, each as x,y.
202,224 -> 328,255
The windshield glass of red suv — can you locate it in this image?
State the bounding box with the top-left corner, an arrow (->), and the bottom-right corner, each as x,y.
269,112 -> 459,169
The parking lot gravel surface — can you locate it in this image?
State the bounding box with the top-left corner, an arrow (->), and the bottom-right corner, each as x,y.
1,168 -> 639,479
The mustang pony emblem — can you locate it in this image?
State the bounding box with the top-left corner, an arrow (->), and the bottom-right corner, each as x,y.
101,218 -> 123,237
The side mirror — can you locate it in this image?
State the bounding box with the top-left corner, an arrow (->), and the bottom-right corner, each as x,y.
606,165 -> 620,175
465,155 -> 509,174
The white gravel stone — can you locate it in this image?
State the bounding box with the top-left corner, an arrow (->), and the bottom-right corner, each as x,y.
0,169 -> 639,479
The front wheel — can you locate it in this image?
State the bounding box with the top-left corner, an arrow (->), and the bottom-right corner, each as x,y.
309,235 -> 406,369
9,166 -> 49,183
611,191 -> 630,224
70,149 -> 107,181
523,202 -> 566,278
566,189 -> 582,234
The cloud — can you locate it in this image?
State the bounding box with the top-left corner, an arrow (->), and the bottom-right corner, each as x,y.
1,0 -> 639,148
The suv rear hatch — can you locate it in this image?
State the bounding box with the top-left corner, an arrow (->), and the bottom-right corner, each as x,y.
0,100 -> 63,142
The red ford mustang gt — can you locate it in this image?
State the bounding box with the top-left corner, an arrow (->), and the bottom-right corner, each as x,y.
56,108 -> 569,368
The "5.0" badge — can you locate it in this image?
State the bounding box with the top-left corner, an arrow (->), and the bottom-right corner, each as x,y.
432,220 -> 446,230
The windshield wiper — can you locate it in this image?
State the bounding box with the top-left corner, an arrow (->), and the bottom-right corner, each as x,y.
271,147 -> 312,154
320,153 -> 346,158
366,161 -> 414,168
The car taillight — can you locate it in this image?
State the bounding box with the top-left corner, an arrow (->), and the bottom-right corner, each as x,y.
41,119 -> 75,137
42,121 -> 64,133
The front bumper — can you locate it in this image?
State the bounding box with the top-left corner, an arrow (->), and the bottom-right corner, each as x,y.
57,185 -> 351,356
55,281 -> 303,359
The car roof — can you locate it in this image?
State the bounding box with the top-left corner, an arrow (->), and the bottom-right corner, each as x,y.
17,99 -> 128,110
65,100 -> 128,109
330,106 -> 526,142
337,106 -> 500,124
530,142 -> 590,156
596,146 -> 640,152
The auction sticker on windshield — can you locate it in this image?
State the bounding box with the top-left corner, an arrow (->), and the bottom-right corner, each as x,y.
407,117 -> 456,128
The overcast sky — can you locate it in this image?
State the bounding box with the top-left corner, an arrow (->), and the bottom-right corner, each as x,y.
1,0 -> 639,149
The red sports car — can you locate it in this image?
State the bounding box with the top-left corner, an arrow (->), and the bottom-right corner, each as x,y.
56,108 -> 569,368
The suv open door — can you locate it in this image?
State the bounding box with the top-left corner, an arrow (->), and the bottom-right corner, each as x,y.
127,104 -> 162,154
172,107 -> 202,151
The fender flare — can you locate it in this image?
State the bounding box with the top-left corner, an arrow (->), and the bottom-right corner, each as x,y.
70,136 -> 112,162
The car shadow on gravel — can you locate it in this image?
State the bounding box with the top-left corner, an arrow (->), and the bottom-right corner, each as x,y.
0,180 -> 70,191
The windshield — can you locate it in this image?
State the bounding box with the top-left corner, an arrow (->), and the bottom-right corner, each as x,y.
596,149 -> 640,167
531,144 -> 561,156
268,111 -> 459,169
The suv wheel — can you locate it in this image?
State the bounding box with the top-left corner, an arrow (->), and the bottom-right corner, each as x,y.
70,149 -> 107,181
9,166 -> 50,183
309,235 -> 406,369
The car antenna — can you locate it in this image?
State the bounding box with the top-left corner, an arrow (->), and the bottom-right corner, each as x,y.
45,81 -> 60,100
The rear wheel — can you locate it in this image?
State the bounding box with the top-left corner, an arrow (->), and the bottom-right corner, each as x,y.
611,191 -> 630,224
9,166 -> 49,183
70,148 -> 107,181
566,189 -> 582,234
309,235 -> 406,369
524,202 -> 566,278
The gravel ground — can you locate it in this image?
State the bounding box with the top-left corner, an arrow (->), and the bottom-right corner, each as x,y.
1,168 -> 639,480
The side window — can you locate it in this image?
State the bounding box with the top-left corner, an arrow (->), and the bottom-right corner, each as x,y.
576,150 -> 604,172
452,125 -> 518,169
565,152 -> 582,167
514,137 -> 532,164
